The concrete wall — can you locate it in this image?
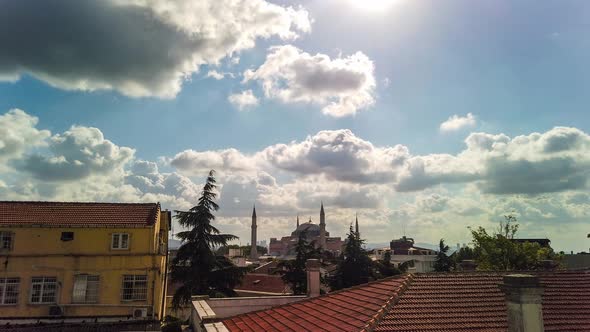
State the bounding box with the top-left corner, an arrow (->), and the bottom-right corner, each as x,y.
207,296 -> 306,318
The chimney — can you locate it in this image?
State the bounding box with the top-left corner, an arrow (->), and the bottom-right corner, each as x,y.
500,274 -> 544,332
306,259 -> 321,298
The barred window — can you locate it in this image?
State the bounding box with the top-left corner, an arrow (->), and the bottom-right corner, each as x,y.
30,277 -> 57,304
121,275 -> 147,301
0,232 -> 13,250
72,275 -> 99,303
0,278 -> 19,305
111,233 -> 130,250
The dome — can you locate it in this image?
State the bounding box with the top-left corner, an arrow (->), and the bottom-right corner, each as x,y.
296,223 -> 320,232
291,222 -> 321,237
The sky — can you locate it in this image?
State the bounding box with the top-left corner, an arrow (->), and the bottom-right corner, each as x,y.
0,0 -> 589,252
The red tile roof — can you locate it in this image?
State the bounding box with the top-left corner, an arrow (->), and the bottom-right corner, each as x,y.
374,271 -> 590,332
219,270 -> 590,332
0,201 -> 160,227
235,274 -> 291,295
222,275 -> 410,332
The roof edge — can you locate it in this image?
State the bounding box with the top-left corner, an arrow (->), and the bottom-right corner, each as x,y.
361,273 -> 414,332
217,273 -> 411,326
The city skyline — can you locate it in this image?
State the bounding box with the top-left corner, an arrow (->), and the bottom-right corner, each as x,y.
0,0 -> 589,252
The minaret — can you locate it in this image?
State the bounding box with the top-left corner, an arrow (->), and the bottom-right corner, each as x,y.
250,205 -> 258,260
319,202 -> 326,250
355,213 -> 360,239
296,214 -> 300,228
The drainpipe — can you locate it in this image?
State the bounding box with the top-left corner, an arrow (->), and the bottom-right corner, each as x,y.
500,274 -> 545,332
306,259 -> 321,298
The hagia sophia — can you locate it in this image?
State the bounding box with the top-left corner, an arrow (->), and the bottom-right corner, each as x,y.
251,203 -> 344,258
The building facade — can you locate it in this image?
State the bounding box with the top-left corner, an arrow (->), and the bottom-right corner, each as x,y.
0,201 -> 170,321
371,236 -> 437,273
268,204 -> 343,257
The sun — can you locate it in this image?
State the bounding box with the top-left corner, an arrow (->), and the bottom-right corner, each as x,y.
348,0 -> 402,12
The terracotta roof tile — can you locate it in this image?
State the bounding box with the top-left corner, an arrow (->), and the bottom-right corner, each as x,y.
220,270 -> 590,331
0,201 -> 159,227
221,275 -> 410,332
374,271 -> 590,332
235,273 -> 290,295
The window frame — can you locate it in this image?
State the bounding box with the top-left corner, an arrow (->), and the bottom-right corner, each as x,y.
0,277 -> 19,305
121,275 -> 147,302
60,231 -> 75,241
111,233 -> 130,250
29,277 -> 58,304
72,274 -> 99,304
0,231 -> 14,251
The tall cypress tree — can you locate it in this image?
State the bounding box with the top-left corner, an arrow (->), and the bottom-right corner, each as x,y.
330,225 -> 372,290
170,170 -> 245,308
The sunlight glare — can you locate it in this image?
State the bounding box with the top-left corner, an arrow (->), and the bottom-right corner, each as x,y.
348,0 -> 402,12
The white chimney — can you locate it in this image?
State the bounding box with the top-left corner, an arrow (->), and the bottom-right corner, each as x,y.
500,274 -> 544,332
306,259 -> 321,298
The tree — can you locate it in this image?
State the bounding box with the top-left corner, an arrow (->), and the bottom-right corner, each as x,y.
330,225 -> 372,290
170,170 -> 246,308
276,230 -> 320,295
372,250 -> 402,278
469,215 -> 559,271
433,239 -> 452,272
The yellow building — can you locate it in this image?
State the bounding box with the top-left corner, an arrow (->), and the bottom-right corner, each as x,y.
0,201 -> 170,321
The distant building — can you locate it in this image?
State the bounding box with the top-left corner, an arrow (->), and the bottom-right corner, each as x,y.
371,236 -> 437,273
268,203 -> 343,257
0,201 -> 170,323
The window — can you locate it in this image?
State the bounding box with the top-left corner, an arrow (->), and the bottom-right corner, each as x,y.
30,277 -> 57,304
0,232 -> 13,251
61,232 -> 74,241
121,275 -> 147,301
72,275 -> 99,303
111,233 -> 130,250
0,278 -> 19,305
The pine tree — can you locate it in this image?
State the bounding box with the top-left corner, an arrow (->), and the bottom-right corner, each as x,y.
170,170 -> 245,308
277,231 -> 320,295
434,239 -> 453,272
330,225 -> 372,290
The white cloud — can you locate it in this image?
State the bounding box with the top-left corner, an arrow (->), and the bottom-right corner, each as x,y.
0,0 -> 310,98
0,109 -> 50,160
261,129 -> 406,183
244,45 -> 376,117
170,148 -> 256,175
2,108 -> 590,252
207,70 -> 234,80
21,126 -> 135,181
228,90 -> 260,111
440,113 -> 477,132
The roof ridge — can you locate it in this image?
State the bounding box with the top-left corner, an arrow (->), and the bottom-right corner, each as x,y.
0,200 -> 158,205
218,274 -> 409,324
361,273 -> 414,332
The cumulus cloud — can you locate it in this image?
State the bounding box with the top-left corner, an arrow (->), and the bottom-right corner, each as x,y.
0,0 -> 310,98
261,129 -> 406,183
228,90 -> 260,110
21,126 -> 135,181
440,113 -> 477,132
167,127 -> 590,196
0,109 -> 50,160
170,148 -> 256,176
244,45 -> 376,117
